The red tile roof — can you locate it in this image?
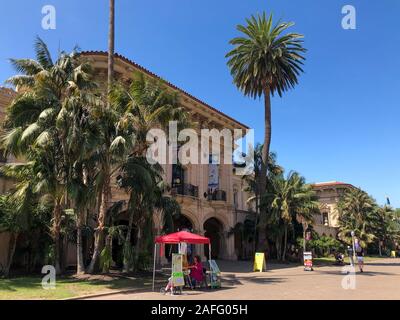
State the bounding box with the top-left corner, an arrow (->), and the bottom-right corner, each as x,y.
312,181 -> 354,188
80,51 -> 249,129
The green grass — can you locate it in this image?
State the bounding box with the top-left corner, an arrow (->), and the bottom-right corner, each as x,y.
313,255 -> 385,266
0,274 -> 158,300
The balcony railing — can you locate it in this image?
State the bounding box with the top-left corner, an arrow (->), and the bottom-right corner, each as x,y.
207,189 -> 227,201
171,183 -> 199,198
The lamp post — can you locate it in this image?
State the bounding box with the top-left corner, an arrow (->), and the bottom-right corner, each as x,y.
351,230 -> 356,262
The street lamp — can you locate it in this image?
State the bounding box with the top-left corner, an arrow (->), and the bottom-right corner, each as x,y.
351,231 -> 356,262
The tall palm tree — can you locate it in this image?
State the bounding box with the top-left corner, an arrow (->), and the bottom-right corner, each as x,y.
2,38 -> 95,273
108,75 -> 188,272
226,13 -> 306,250
86,0 -> 116,273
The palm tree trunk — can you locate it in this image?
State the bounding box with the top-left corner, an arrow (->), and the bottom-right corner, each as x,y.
123,209 -> 134,272
4,232 -> 18,277
107,0 -> 115,98
253,193 -> 259,253
134,225 -> 142,272
76,210 -> 85,274
87,0 -> 115,275
87,177 -> 109,273
282,225 -> 288,262
275,238 -> 281,261
302,222 -> 308,252
257,87 -> 271,251
53,200 -> 62,274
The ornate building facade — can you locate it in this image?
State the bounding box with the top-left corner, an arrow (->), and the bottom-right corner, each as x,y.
0,52 -> 254,265
312,181 -> 355,237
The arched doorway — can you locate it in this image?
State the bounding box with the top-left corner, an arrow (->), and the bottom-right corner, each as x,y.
173,214 -> 193,232
112,219 -> 137,268
203,217 -> 223,259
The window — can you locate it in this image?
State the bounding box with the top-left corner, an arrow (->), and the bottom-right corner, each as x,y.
233,189 -> 238,209
322,212 -> 329,226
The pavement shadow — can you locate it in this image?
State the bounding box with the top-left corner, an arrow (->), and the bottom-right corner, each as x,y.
216,260 -> 300,273
221,274 -> 286,286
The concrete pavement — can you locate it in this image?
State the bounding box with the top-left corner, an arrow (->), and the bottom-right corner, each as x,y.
83,258 -> 400,300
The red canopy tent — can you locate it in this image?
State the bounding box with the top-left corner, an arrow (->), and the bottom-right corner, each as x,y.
152,231 -> 211,291
155,231 -> 210,244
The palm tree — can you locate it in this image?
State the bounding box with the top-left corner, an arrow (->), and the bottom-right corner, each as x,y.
86,0 -> 116,273
110,74 -> 190,156
108,76 -> 188,272
2,38 -> 96,273
0,162 -> 41,276
337,188 -> 377,248
368,205 -> 399,256
264,171 -> 318,260
226,13 -> 306,250
242,144 -> 283,252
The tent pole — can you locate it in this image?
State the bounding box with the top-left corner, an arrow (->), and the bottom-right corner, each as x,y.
152,244 -> 157,292
209,243 -> 212,261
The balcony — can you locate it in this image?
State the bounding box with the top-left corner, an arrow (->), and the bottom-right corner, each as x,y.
207,189 -> 227,202
171,183 -> 199,198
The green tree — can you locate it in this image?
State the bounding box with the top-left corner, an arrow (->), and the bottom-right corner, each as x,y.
226,12 -> 306,250
337,188 -> 377,248
264,171 -> 318,260
242,144 -> 283,252
2,37 -> 96,274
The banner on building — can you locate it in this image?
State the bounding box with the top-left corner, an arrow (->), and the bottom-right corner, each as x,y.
208,154 -> 219,189
253,252 -> 266,272
303,251 -> 313,271
171,253 -> 185,286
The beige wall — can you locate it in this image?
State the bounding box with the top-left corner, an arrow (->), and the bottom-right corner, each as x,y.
312,183 -> 353,237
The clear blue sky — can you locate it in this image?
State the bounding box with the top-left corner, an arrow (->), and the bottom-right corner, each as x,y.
1,0 -> 399,207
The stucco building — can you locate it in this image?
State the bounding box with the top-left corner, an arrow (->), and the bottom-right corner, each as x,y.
0,52 -> 254,267
312,181 -> 355,237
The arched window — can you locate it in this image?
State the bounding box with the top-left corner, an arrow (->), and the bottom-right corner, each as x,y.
322,212 -> 329,226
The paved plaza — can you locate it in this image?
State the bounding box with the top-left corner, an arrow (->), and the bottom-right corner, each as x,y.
84,258 -> 400,300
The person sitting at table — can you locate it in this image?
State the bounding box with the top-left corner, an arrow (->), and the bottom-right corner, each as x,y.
188,255 -> 205,288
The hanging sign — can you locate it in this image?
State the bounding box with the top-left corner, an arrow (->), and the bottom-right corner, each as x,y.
208,154 -> 219,189
253,252 -> 266,272
303,251 -> 313,271
171,253 -> 185,286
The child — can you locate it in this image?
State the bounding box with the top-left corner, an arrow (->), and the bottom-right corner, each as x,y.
162,276 -> 174,295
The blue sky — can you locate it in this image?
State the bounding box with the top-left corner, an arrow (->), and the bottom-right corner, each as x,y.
1,0 -> 399,207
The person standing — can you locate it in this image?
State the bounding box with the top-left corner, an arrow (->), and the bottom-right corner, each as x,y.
354,239 -> 364,272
